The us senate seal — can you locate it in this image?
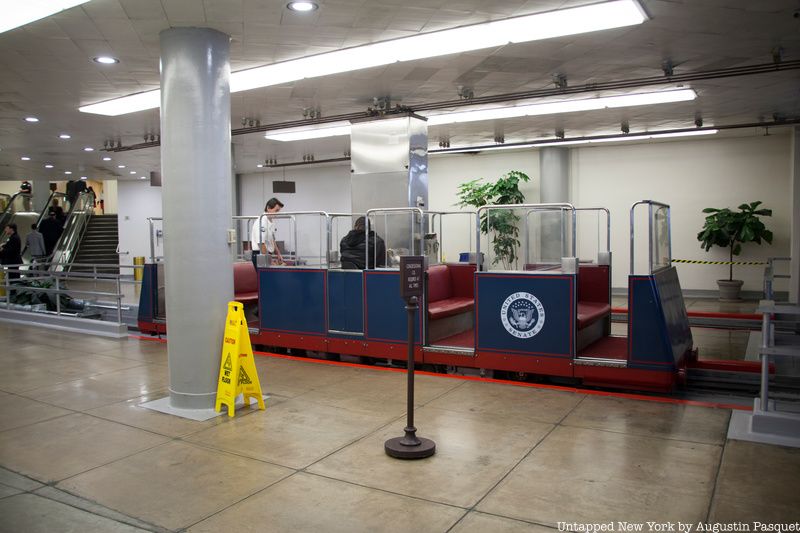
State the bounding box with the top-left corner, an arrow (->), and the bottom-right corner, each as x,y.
500,292 -> 545,338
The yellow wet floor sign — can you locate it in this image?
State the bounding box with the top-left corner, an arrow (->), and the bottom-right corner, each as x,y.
215,302 -> 265,417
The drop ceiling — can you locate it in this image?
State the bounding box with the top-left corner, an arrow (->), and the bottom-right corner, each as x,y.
0,0 -> 799,181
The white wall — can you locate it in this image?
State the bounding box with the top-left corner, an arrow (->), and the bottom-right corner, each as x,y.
117,180 -> 163,267
429,150 -> 541,262
102,179 -> 118,215
239,165 -> 351,215
572,134 -> 792,292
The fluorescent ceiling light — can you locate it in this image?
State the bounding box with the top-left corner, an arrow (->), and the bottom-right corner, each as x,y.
265,122 -> 352,142
533,129 -> 718,147
20,156 -> 31,161
58,133 -> 71,139
102,156 -> 112,161
24,116 -> 39,122
425,89 -> 696,125
80,176 -> 87,180
117,165 -> 126,168
64,171 -> 72,174
0,0 -> 90,35
44,164 -> 54,168
93,56 -> 119,64
83,147 -> 94,151
80,0 -> 646,116
265,89 -> 695,142
129,170 -> 136,174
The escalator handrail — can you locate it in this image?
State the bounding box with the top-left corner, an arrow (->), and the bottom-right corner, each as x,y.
49,191 -> 96,272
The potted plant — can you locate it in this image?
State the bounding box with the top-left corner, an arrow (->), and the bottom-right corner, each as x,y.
456,170 -> 530,269
696,201 -> 773,301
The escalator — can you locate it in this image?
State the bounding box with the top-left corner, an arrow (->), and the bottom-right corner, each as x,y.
49,191 -> 99,272
0,191 -> 69,264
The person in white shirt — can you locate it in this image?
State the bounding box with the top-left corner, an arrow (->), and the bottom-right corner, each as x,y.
250,197 -> 284,268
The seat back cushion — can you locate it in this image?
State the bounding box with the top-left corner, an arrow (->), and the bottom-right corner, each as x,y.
427,265 -> 453,303
577,264 -> 610,304
233,261 -> 258,294
448,263 -> 476,298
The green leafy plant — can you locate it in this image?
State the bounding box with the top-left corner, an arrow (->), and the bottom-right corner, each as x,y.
10,278 -> 72,311
456,170 -> 530,269
697,201 -> 773,280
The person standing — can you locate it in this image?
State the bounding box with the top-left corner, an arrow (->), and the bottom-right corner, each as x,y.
250,197 -> 284,268
0,223 -> 23,279
51,198 -> 66,227
25,223 -> 47,268
19,181 -> 32,211
39,208 -> 63,256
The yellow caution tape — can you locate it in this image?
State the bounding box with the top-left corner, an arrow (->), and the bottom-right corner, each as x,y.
671,259 -> 766,265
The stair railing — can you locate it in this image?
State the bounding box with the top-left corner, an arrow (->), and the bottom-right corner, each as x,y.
49,191 -> 96,272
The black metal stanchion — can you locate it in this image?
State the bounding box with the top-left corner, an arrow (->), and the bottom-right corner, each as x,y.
385,257 -> 436,460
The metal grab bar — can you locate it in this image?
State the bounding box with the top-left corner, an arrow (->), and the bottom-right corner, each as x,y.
629,200 -> 671,275
365,207 -> 425,269
429,211 -> 476,264
477,203 -> 576,272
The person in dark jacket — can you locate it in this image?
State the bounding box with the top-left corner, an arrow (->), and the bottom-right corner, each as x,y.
39,209 -> 63,256
0,223 -> 23,279
339,216 -> 386,269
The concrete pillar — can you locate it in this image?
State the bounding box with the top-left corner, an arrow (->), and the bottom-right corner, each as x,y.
160,27 -> 233,409
791,127 -> 800,304
539,147 -> 570,262
32,178 -> 49,212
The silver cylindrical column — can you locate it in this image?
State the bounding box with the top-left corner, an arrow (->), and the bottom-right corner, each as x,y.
539,147 -> 570,262
160,27 -> 234,409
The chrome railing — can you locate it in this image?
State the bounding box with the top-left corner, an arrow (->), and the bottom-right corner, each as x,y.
1,260 -> 142,325
630,200 -> 671,275
764,257 -> 792,301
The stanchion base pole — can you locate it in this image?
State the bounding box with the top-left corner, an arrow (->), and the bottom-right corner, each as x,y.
385,434 -> 436,460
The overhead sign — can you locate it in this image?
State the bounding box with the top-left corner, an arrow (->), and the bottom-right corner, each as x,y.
215,302 -> 265,417
400,255 -> 424,299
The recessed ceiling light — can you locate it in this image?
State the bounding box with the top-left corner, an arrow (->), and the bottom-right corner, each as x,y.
117,164 -> 126,168
93,56 -> 119,64
287,1 -> 318,11
102,156 -> 112,161
59,133 -> 71,139
80,176 -> 88,180
24,116 -> 39,123
0,1 -> 90,35
20,156 -> 31,161
83,147 -> 94,152
44,164 -> 54,168
129,170 -> 136,174
256,164 -> 264,168
79,0 -> 647,116
64,171 -> 72,175
139,176 -> 147,180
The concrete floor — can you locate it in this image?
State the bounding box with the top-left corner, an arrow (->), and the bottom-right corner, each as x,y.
0,323 -> 798,532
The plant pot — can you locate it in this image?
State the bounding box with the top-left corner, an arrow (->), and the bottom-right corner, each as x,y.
717,279 -> 744,302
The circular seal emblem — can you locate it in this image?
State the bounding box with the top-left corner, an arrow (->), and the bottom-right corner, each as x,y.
500,292 -> 546,338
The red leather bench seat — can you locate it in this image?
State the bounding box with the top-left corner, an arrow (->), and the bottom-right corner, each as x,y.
234,261 -> 259,304
428,264 -> 475,320
577,302 -> 611,329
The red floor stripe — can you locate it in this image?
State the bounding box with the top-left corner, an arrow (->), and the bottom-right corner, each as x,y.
129,333 -> 751,411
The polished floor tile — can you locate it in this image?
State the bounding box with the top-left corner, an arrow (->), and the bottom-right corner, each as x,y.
188,472 -> 465,533
296,369 -> 464,416
23,365 -> 169,411
426,380 -> 583,424
255,357 -> 357,397
0,413 -> 168,482
0,394 -> 73,432
308,406 -> 553,507
0,364 -> 83,394
0,467 -> 43,492
477,425 -> 721,525
83,392 -> 273,438
709,440 -> 800,522
0,494 -> 149,533
58,440 -> 292,531
186,398 -> 395,469
562,395 -> 730,444
0,483 -> 22,499
450,512 -> 554,533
